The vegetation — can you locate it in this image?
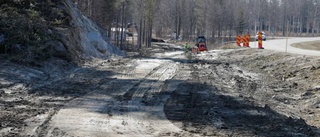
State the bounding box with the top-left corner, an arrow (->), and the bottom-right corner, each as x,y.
76,0 -> 320,48
0,0 -> 69,63
1,0 -> 319,61
291,40 -> 320,51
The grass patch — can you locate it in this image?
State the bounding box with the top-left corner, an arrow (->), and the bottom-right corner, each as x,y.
291,40 -> 320,51
215,43 -> 241,49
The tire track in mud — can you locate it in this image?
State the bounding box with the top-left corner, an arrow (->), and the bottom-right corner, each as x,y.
25,59 -> 139,137
122,63 -> 177,100
36,60 -> 143,136
113,62 -> 186,136
165,51 -> 319,137
114,53 -> 203,137
42,54 -> 197,137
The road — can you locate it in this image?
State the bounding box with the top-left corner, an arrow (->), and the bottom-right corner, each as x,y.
250,37 -> 320,56
39,43 -> 319,137
41,44 -> 201,137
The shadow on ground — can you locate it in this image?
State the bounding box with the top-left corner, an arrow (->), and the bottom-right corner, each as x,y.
164,81 -> 318,137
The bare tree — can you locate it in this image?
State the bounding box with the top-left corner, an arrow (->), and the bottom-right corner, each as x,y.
73,0 -> 320,50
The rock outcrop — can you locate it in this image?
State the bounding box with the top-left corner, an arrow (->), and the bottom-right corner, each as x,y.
60,0 -> 124,61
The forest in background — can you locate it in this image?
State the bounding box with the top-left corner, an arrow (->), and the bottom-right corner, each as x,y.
74,0 -> 320,48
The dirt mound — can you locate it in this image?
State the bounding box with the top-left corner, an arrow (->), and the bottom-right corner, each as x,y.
164,48 -> 320,136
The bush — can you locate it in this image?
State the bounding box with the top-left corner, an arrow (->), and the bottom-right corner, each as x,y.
0,0 -> 69,64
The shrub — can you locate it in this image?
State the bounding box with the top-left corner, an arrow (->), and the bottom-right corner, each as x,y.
0,0 -> 69,64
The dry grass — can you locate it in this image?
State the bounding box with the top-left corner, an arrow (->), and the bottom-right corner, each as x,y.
291,40 -> 320,51
215,43 -> 241,50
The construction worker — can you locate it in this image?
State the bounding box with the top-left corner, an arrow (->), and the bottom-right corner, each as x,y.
185,42 -> 190,52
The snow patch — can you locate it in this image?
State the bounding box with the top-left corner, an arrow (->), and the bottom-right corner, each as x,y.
135,59 -> 164,71
62,0 -> 124,60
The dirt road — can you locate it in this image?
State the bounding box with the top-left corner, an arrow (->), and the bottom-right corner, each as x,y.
44,51 -> 189,137
1,43 -> 320,137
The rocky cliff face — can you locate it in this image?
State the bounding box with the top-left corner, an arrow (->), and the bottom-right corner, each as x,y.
0,0 -> 124,63
60,0 -> 124,61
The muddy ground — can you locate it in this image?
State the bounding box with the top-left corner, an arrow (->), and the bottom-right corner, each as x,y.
1,43 -> 320,137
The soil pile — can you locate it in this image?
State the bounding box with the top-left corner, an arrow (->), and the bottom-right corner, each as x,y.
166,49 -> 320,136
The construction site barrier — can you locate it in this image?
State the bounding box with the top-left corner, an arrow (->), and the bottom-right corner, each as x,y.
246,34 -> 250,47
236,34 -> 251,47
236,36 -> 241,47
258,32 -> 263,49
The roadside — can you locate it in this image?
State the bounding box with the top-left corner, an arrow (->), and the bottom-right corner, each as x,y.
292,40 -> 320,51
249,37 -> 320,56
165,48 -> 320,136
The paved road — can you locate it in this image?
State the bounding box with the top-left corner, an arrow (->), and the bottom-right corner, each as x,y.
250,37 -> 320,56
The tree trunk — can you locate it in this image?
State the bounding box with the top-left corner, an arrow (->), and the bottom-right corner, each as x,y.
148,21 -> 152,47
138,18 -> 142,49
116,11 -> 119,47
142,19 -> 146,46
177,12 -> 181,39
120,2 -> 125,50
